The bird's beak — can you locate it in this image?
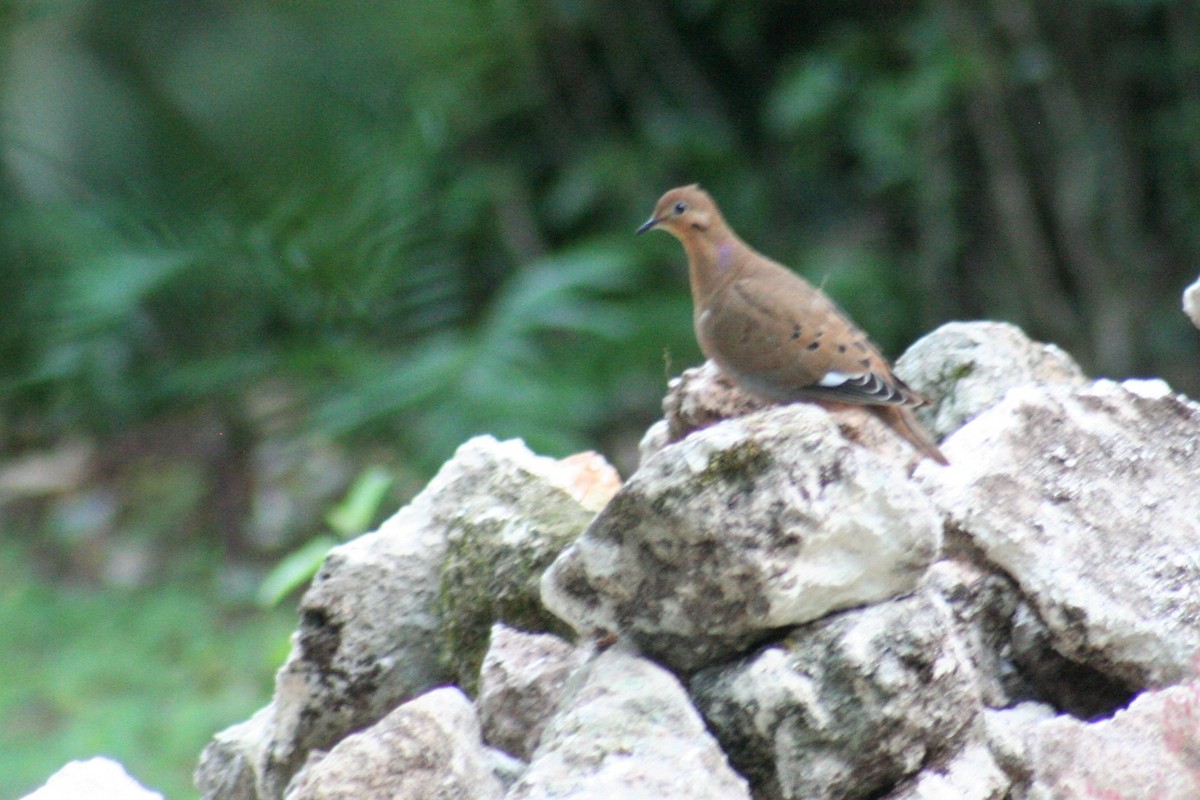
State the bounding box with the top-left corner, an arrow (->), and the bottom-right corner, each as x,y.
636,215 -> 661,235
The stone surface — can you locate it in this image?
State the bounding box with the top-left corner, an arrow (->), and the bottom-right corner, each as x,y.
486,748 -> 527,793
979,702 -> 1057,780
282,687 -> 504,800
477,624 -> 587,761
197,436 -> 604,800
506,647 -> 750,800
895,321 -> 1087,439
1022,681 -> 1200,799
884,739 -> 1010,800
1006,600 -> 1135,720
551,451 -> 622,512
1184,275 -> 1200,330
194,705 -> 275,800
636,419 -> 671,465
437,452 -> 603,693
544,403 -> 941,672
922,559 -> 1026,709
180,318 -> 1200,800
20,758 -> 163,800
921,559 -> 1135,721
658,359 -> 771,445
920,380 -> 1200,687
642,359 -> 922,468
691,590 -> 981,800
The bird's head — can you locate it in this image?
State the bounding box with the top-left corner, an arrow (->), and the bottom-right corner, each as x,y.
636,185 -> 720,239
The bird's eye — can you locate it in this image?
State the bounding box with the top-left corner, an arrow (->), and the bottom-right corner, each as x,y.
673,201 -> 688,215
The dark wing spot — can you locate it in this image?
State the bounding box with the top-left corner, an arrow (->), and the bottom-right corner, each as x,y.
837,344 -> 847,353
814,330 -> 825,338
807,341 -> 821,351
791,324 -> 802,340
859,358 -> 872,368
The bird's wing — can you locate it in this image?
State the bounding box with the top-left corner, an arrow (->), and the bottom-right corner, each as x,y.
699,268 -> 924,407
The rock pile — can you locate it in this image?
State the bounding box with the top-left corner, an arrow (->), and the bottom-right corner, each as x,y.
193,321 -> 1200,800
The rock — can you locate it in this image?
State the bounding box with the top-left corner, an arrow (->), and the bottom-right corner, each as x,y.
438,449 -> 605,693
979,702 -> 1057,779
250,464 -> 458,797
658,360 -> 770,446
194,705 -> 275,800
1184,275 -> 1200,330
920,380 -> 1200,687
188,319 -> 1200,800
543,403 -> 942,673
919,560 -> 1133,721
641,359 -> 920,468
1022,681 -> 1200,799
20,758 -> 163,800
198,436 -> 605,800
922,559 -> 1026,708
282,687 -> 504,800
1007,600 -> 1135,719
484,748 -> 526,793
883,739 -> 1010,800
476,624 -> 587,761
551,451 -> 622,512
636,419 -> 671,466
895,321 -> 1087,439
506,647 -> 750,799
690,590 -> 981,800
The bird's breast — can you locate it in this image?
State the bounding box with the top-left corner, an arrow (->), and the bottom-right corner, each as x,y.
716,243 -> 735,273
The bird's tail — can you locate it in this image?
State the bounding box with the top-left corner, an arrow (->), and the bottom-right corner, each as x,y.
874,405 -> 949,466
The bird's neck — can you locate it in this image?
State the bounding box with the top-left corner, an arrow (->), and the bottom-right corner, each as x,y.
681,225 -> 746,307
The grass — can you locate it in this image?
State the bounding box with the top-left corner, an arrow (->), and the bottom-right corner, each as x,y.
0,543 -> 296,799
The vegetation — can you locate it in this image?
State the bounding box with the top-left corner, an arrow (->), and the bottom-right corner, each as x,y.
2,0 -> 1198,793
0,541 -> 294,798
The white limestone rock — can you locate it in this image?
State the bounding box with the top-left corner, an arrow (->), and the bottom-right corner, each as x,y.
477,624 -> 587,761
506,647 -> 750,800
895,321 -> 1087,440
1184,275 -> 1200,330
198,436 -> 607,800
544,403 -> 942,673
920,380 -> 1200,687
1023,682 -> 1200,799
282,687 -> 504,800
690,589 -> 981,800
20,758 -> 163,800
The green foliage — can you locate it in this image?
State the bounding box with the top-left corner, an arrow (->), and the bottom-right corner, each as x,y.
325,465 -> 394,537
6,0 -> 1196,473
0,543 -> 294,799
255,535 -> 338,609
256,465 -> 395,607
0,0 -> 709,473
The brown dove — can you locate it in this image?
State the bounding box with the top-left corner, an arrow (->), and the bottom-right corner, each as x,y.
637,184 -> 948,465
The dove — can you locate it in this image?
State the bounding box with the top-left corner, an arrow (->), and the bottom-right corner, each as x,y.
637,184 -> 948,465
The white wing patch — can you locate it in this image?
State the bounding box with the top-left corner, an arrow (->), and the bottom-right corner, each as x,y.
817,370 -> 859,387
810,369 -> 909,405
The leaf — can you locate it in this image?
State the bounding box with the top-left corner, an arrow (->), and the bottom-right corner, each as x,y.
255,536 -> 338,608
324,465 -> 394,537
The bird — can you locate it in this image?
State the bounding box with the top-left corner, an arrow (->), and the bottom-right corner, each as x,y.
637,184 -> 948,465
